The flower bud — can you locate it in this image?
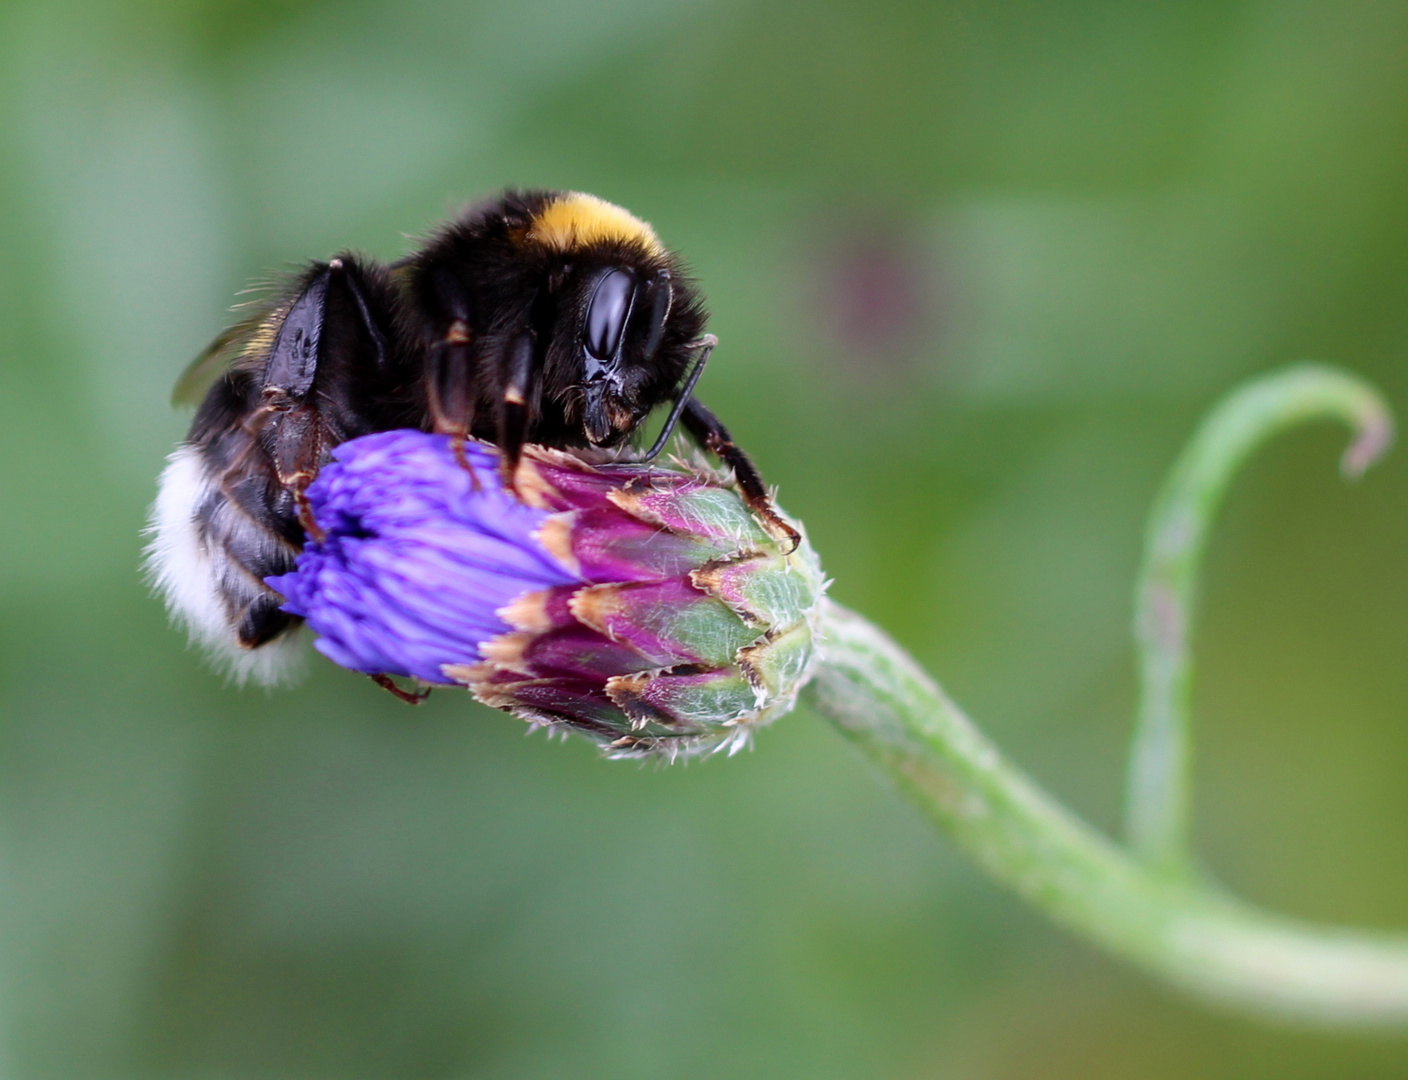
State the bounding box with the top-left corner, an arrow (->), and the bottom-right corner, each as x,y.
268,430 -> 826,758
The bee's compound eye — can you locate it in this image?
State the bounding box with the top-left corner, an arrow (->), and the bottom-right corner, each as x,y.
584,269 -> 636,361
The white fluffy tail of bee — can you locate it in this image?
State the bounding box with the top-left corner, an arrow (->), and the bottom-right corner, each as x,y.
145,444 -> 307,687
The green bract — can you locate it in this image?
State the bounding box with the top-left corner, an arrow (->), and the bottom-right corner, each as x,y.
445,448 -> 828,758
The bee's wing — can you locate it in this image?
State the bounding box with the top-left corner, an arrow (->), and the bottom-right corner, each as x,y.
171,307 -> 279,406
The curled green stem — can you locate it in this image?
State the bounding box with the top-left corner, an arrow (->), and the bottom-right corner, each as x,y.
803,363 -> 1404,1026
1126,364 -> 1393,876
809,602 -> 1408,1027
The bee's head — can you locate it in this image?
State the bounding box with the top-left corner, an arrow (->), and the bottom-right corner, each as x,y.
519,192 -> 707,448
570,265 -> 670,446
547,257 -> 706,448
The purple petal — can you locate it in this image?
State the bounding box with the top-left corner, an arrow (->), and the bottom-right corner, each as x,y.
267,431 -> 579,683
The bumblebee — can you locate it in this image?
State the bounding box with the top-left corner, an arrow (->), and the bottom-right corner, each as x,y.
148,189 -> 795,687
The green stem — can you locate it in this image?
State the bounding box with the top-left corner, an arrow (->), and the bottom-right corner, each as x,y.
1125,364 -> 1393,875
808,601 -> 1408,1027
803,363 -> 1405,1026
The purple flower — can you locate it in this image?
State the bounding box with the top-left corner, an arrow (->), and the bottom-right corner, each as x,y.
267,432 -> 576,683
268,429 -> 825,757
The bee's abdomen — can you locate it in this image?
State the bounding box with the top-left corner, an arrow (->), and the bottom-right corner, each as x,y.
146,441 -> 307,686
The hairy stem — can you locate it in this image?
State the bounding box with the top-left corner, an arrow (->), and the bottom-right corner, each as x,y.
808,602 -> 1408,1027
1125,364 -> 1392,875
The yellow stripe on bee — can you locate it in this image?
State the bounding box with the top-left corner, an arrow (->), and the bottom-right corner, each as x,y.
527,192 -> 663,256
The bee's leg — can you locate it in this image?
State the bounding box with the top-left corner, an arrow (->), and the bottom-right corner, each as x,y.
369,673 -> 432,704
497,330 -> 538,490
265,406 -> 328,542
290,484 -> 322,543
264,254 -> 394,401
239,394 -> 282,438
257,258 -> 397,541
329,256 -> 390,371
249,262 -> 338,539
429,325 -> 484,490
423,269 -> 484,489
265,263 -> 332,397
160,257 -> 399,683
680,397 -> 801,552
220,398 -> 283,481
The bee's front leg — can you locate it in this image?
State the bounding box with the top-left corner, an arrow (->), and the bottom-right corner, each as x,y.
680,397 -> 801,553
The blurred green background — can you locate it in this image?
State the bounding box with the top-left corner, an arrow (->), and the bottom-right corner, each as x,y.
5,0 -> 1408,1076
